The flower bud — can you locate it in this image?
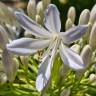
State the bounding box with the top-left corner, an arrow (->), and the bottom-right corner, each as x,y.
59,65 -> 69,80
27,0 -> 36,20
89,4 -> 96,25
0,72 -> 7,84
79,9 -> 90,25
67,6 -> 76,23
36,15 -> 42,24
89,22 -> 96,50
2,49 -> 18,82
42,93 -> 48,96
20,56 -> 28,65
65,18 -> 74,31
0,2 -> 17,25
24,30 -> 33,37
82,23 -> 91,43
89,74 -> 96,82
42,0 -> 51,9
81,45 -> 92,65
59,0 -> 68,4
60,88 -> 70,96
36,1 -> 44,20
0,25 -> 8,49
76,45 -> 92,79
70,44 -> 80,54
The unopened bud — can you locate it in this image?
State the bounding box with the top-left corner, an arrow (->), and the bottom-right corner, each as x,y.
36,15 -> 42,24
60,88 -> 70,96
89,4 -> 96,25
27,0 -> 36,20
42,93 -> 48,96
65,18 -> 74,30
59,0 -> 68,4
0,25 -> 8,49
24,31 -> 33,37
36,1 -> 44,20
20,56 -> 29,65
0,2 -> 17,25
89,22 -> 96,50
2,49 -> 18,82
59,65 -> 69,80
81,45 -> 92,66
82,23 -> 91,43
67,6 -> 76,23
0,72 -> 7,84
42,0 -> 51,9
79,9 -> 90,25
89,74 -> 96,82
70,44 -> 80,54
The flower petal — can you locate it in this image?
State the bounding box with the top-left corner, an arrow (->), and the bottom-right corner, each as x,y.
15,12 -> 51,38
36,42 -> 57,91
7,38 -> 50,49
6,47 -> 37,56
59,42 -> 85,70
61,25 -> 88,44
44,4 -> 61,32
36,54 -> 51,92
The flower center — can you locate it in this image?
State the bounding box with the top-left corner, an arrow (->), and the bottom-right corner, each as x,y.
53,33 -> 60,41
52,33 -> 61,47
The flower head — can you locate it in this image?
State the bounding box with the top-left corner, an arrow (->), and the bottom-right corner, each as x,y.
6,4 -> 88,91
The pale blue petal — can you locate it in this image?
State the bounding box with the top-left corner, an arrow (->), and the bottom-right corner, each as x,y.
15,12 -> 51,38
44,4 -> 61,32
59,42 -> 85,70
7,38 -> 50,49
36,54 -> 50,91
36,42 -> 57,91
6,47 -> 37,55
61,25 -> 88,44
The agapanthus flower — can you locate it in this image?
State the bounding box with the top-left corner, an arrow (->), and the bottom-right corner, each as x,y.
6,4 -> 88,91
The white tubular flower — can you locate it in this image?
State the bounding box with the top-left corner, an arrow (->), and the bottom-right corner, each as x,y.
6,4 -> 88,91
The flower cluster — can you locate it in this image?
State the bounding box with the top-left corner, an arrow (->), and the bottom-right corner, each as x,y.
0,0 -> 96,95
6,4 -> 88,91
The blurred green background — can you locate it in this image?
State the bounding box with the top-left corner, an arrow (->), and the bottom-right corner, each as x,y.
1,0 -> 96,31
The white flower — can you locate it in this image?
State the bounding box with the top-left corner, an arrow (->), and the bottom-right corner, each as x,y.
6,4 -> 88,91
